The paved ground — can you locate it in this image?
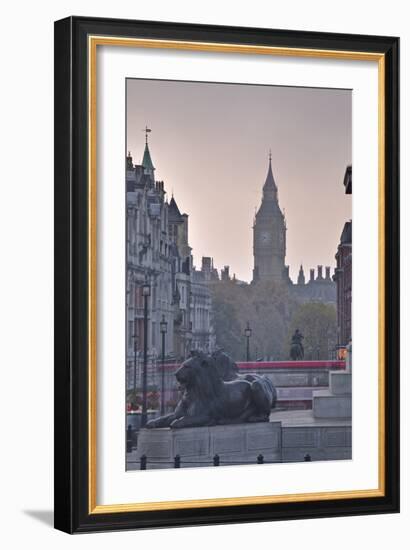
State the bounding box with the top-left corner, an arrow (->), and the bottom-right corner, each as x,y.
126,449 -> 142,471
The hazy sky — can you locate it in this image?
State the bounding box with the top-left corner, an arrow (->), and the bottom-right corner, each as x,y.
127,79 -> 351,283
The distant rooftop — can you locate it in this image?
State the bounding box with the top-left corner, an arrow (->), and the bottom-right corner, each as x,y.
343,165 -> 352,195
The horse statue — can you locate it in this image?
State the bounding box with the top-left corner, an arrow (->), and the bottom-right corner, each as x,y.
146,351 -> 277,429
290,329 -> 304,360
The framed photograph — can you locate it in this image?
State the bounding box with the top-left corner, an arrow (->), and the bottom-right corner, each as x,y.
54,16 -> 399,533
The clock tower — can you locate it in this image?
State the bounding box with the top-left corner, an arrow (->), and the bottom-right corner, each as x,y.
252,153 -> 287,283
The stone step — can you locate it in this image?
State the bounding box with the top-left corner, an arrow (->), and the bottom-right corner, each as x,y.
312,389 -> 352,419
330,371 -> 352,395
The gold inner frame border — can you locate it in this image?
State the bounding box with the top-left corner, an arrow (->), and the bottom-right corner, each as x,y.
87,35 -> 386,514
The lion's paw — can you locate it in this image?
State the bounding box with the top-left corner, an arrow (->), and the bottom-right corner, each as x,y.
170,418 -> 184,429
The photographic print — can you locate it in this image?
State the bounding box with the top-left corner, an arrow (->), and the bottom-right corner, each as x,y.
125,79 -> 352,471
54,17 -> 399,532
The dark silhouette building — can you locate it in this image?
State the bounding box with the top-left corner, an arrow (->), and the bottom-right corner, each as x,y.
334,166 -> 352,352
252,154 -> 336,305
253,153 -> 287,283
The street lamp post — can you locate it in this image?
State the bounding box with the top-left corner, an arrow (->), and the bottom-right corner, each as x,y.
185,324 -> 193,358
133,316 -> 138,395
141,281 -> 150,427
244,322 -> 252,362
160,315 -> 168,415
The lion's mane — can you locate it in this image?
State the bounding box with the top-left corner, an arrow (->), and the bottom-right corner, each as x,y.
179,353 -> 224,419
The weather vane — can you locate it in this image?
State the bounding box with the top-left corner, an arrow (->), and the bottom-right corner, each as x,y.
142,125 -> 152,144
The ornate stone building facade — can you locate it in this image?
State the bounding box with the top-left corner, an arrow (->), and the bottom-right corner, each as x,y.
126,137 -> 214,389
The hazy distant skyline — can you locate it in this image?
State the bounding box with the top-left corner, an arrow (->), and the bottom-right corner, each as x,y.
126,79 -> 352,283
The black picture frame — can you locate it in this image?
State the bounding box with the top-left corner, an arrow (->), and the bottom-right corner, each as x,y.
54,15 -> 399,533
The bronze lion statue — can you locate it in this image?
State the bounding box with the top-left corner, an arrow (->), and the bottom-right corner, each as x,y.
212,349 -> 277,408
146,351 -> 276,429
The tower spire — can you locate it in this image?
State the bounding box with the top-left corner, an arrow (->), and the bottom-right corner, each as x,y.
252,151 -> 286,284
141,126 -> 155,173
297,264 -> 306,285
262,149 -> 277,198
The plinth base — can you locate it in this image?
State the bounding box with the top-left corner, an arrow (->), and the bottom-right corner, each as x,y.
134,422 -> 281,469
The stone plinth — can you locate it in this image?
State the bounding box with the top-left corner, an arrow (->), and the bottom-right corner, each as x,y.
270,409 -> 352,462
313,390 -> 352,419
330,371 -> 352,395
136,422 -> 281,468
312,369 -> 352,420
281,424 -> 352,461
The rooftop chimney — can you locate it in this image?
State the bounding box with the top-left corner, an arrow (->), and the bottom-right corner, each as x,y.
202,257 -> 211,271
221,266 -> 230,281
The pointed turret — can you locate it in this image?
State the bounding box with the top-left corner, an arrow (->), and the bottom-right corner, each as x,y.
262,151 -> 278,200
297,264 -> 306,285
142,142 -> 155,171
141,126 -> 155,181
168,196 -> 182,222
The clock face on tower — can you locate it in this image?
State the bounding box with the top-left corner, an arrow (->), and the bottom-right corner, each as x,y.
259,231 -> 271,244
